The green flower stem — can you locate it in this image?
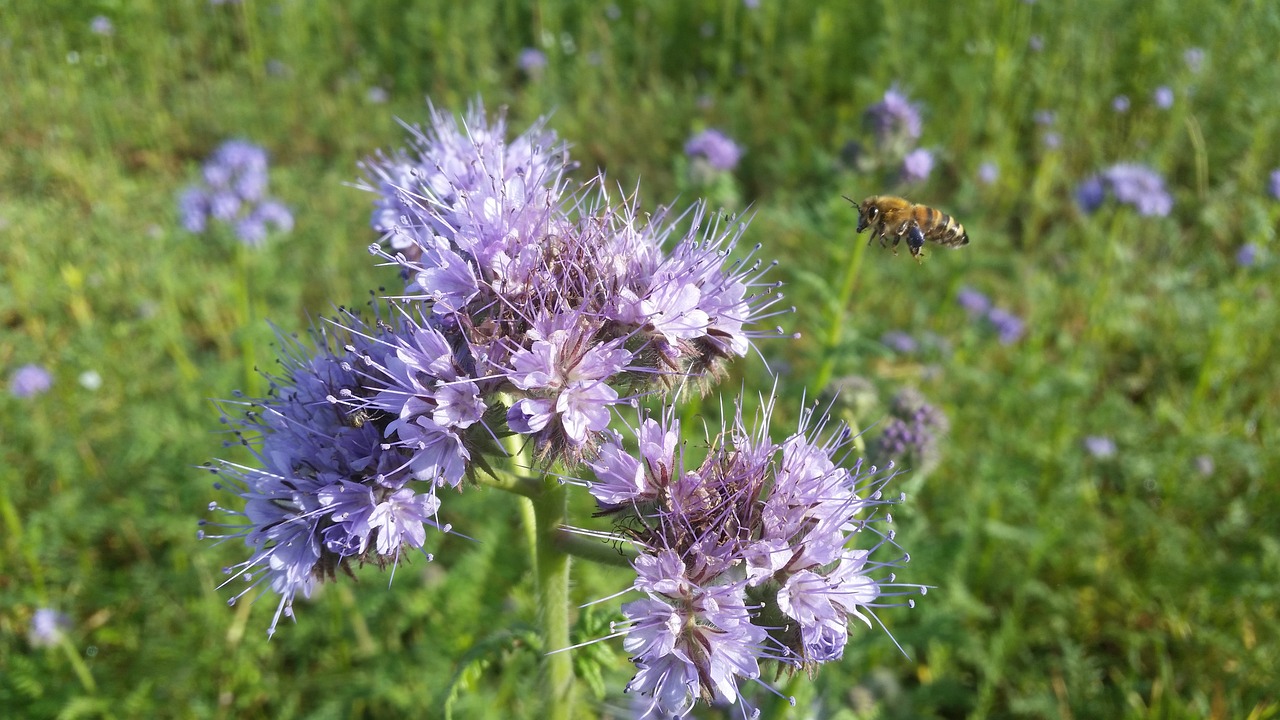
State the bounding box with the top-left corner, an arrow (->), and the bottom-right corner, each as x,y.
474,468 -> 544,499
499,432 -> 574,719
815,230 -> 869,392
533,478 -> 574,719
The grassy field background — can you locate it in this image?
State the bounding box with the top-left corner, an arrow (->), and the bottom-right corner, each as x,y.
2,1 -> 1278,718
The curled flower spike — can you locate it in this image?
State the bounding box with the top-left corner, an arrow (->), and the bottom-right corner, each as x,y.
581,396 -> 925,717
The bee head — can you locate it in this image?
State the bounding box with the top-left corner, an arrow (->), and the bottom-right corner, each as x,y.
855,197 -> 880,233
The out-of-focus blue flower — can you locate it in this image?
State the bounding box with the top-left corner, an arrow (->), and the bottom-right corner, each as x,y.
1029,35 -> 1044,52
584,399 -> 922,716
10,364 -> 52,398
978,161 -> 999,185
864,86 -> 923,147
1077,176 -> 1106,214
683,128 -> 743,171
1042,131 -> 1061,149
881,331 -> 918,354
90,15 -> 114,36
1269,169 -> 1280,201
1194,455 -> 1214,476
29,608 -> 71,647
1034,110 -> 1055,126
1112,95 -> 1130,113
957,286 -> 992,316
518,47 -> 547,74
1236,243 -> 1258,267
366,86 -> 388,104
1103,164 -> 1173,217
179,140 -> 291,245
1184,47 -> 1205,73
743,0 -> 761,8
1154,86 -> 1174,109
1083,435 -> 1117,459
871,388 -> 949,476
901,148 -> 933,183
986,307 -> 1025,344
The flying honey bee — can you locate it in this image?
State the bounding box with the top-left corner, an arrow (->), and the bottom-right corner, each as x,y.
845,195 -> 970,262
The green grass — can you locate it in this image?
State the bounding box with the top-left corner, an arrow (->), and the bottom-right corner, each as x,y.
2,0 -> 1278,718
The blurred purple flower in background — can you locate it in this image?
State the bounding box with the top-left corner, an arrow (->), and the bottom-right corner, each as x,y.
10,364 -> 52,398
1194,455 -> 1215,476
29,608 -> 70,647
1083,435 -> 1117,459
1042,131 -> 1061,149
1034,110 -> 1055,126
90,15 -> 114,36
1029,35 -> 1044,52
1112,95 -> 1130,113
865,86 -> 922,147
366,86 -> 389,104
178,140 -> 292,245
684,128 -> 743,171
978,161 -> 999,185
870,387 -> 950,477
901,148 -> 934,183
881,330 -> 918,354
1236,243 -> 1258,268
1184,47 -> 1205,73
1104,164 -> 1173,216
1076,176 -> 1107,213
986,307 -> 1026,345
956,286 -> 992,317
1269,169 -> 1280,200
1154,86 -> 1174,109
518,48 -> 547,74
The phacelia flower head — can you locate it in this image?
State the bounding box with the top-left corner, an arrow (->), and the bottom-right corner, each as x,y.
10,363 -> 52,398
1184,47 -> 1206,73
1076,176 -> 1107,214
178,140 -> 292,245
978,161 -> 999,185
29,608 -> 71,647
1103,164 -> 1173,217
1112,95 -> 1130,113
583,397 -> 923,717
1268,169 -> 1280,201
1154,86 -> 1174,109
360,104 -> 786,461
90,15 -> 114,36
864,86 -> 923,148
684,128 -> 744,172
956,286 -> 992,317
901,148 -> 934,183
870,388 -> 949,477
202,309 -> 465,636
986,306 -> 1026,345
518,47 -> 548,74
1236,243 -> 1258,268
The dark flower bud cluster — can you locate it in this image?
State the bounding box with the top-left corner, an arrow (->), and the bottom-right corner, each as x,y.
869,387 -> 949,478
582,399 -> 922,717
178,140 -> 293,246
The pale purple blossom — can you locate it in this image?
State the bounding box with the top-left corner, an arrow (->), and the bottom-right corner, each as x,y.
179,140 -> 291,245
518,48 -> 547,74
987,307 -> 1025,344
1029,35 -> 1044,52
10,364 -> 52,398
90,16 -> 114,36
684,129 -> 743,171
586,398 -> 923,717
1154,86 -> 1174,109
1184,48 -> 1205,73
865,86 -> 923,146
978,162 -> 999,185
1236,243 -> 1258,268
1104,164 -> 1173,216
29,608 -> 71,647
1112,95 -> 1130,113
1269,169 -> 1280,201
956,286 -> 992,317
901,148 -> 934,183
881,330 -> 918,354
1076,176 -> 1107,214
1083,435 -> 1117,459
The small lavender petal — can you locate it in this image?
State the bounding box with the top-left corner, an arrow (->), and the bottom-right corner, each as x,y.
9,364 -> 52,398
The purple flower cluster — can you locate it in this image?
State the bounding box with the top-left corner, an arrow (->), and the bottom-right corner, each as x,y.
203,310 -> 464,636
178,140 -> 293,246
359,103 -> 782,460
870,388 -> 949,477
9,363 -> 52,398
1077,164 -> 1173,217
901,148 -> 934,184
209,104 -> 786,634
1083,435 -> 1116,459
29,608 -> 71,647
865,87 -> 923,147
957,286 -> 1025,344
584,400 -> 921,717
684,128 -> 744,172
1269,169 -> 1280,201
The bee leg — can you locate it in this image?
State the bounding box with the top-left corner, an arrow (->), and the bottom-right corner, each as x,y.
907,224 -> 926,262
